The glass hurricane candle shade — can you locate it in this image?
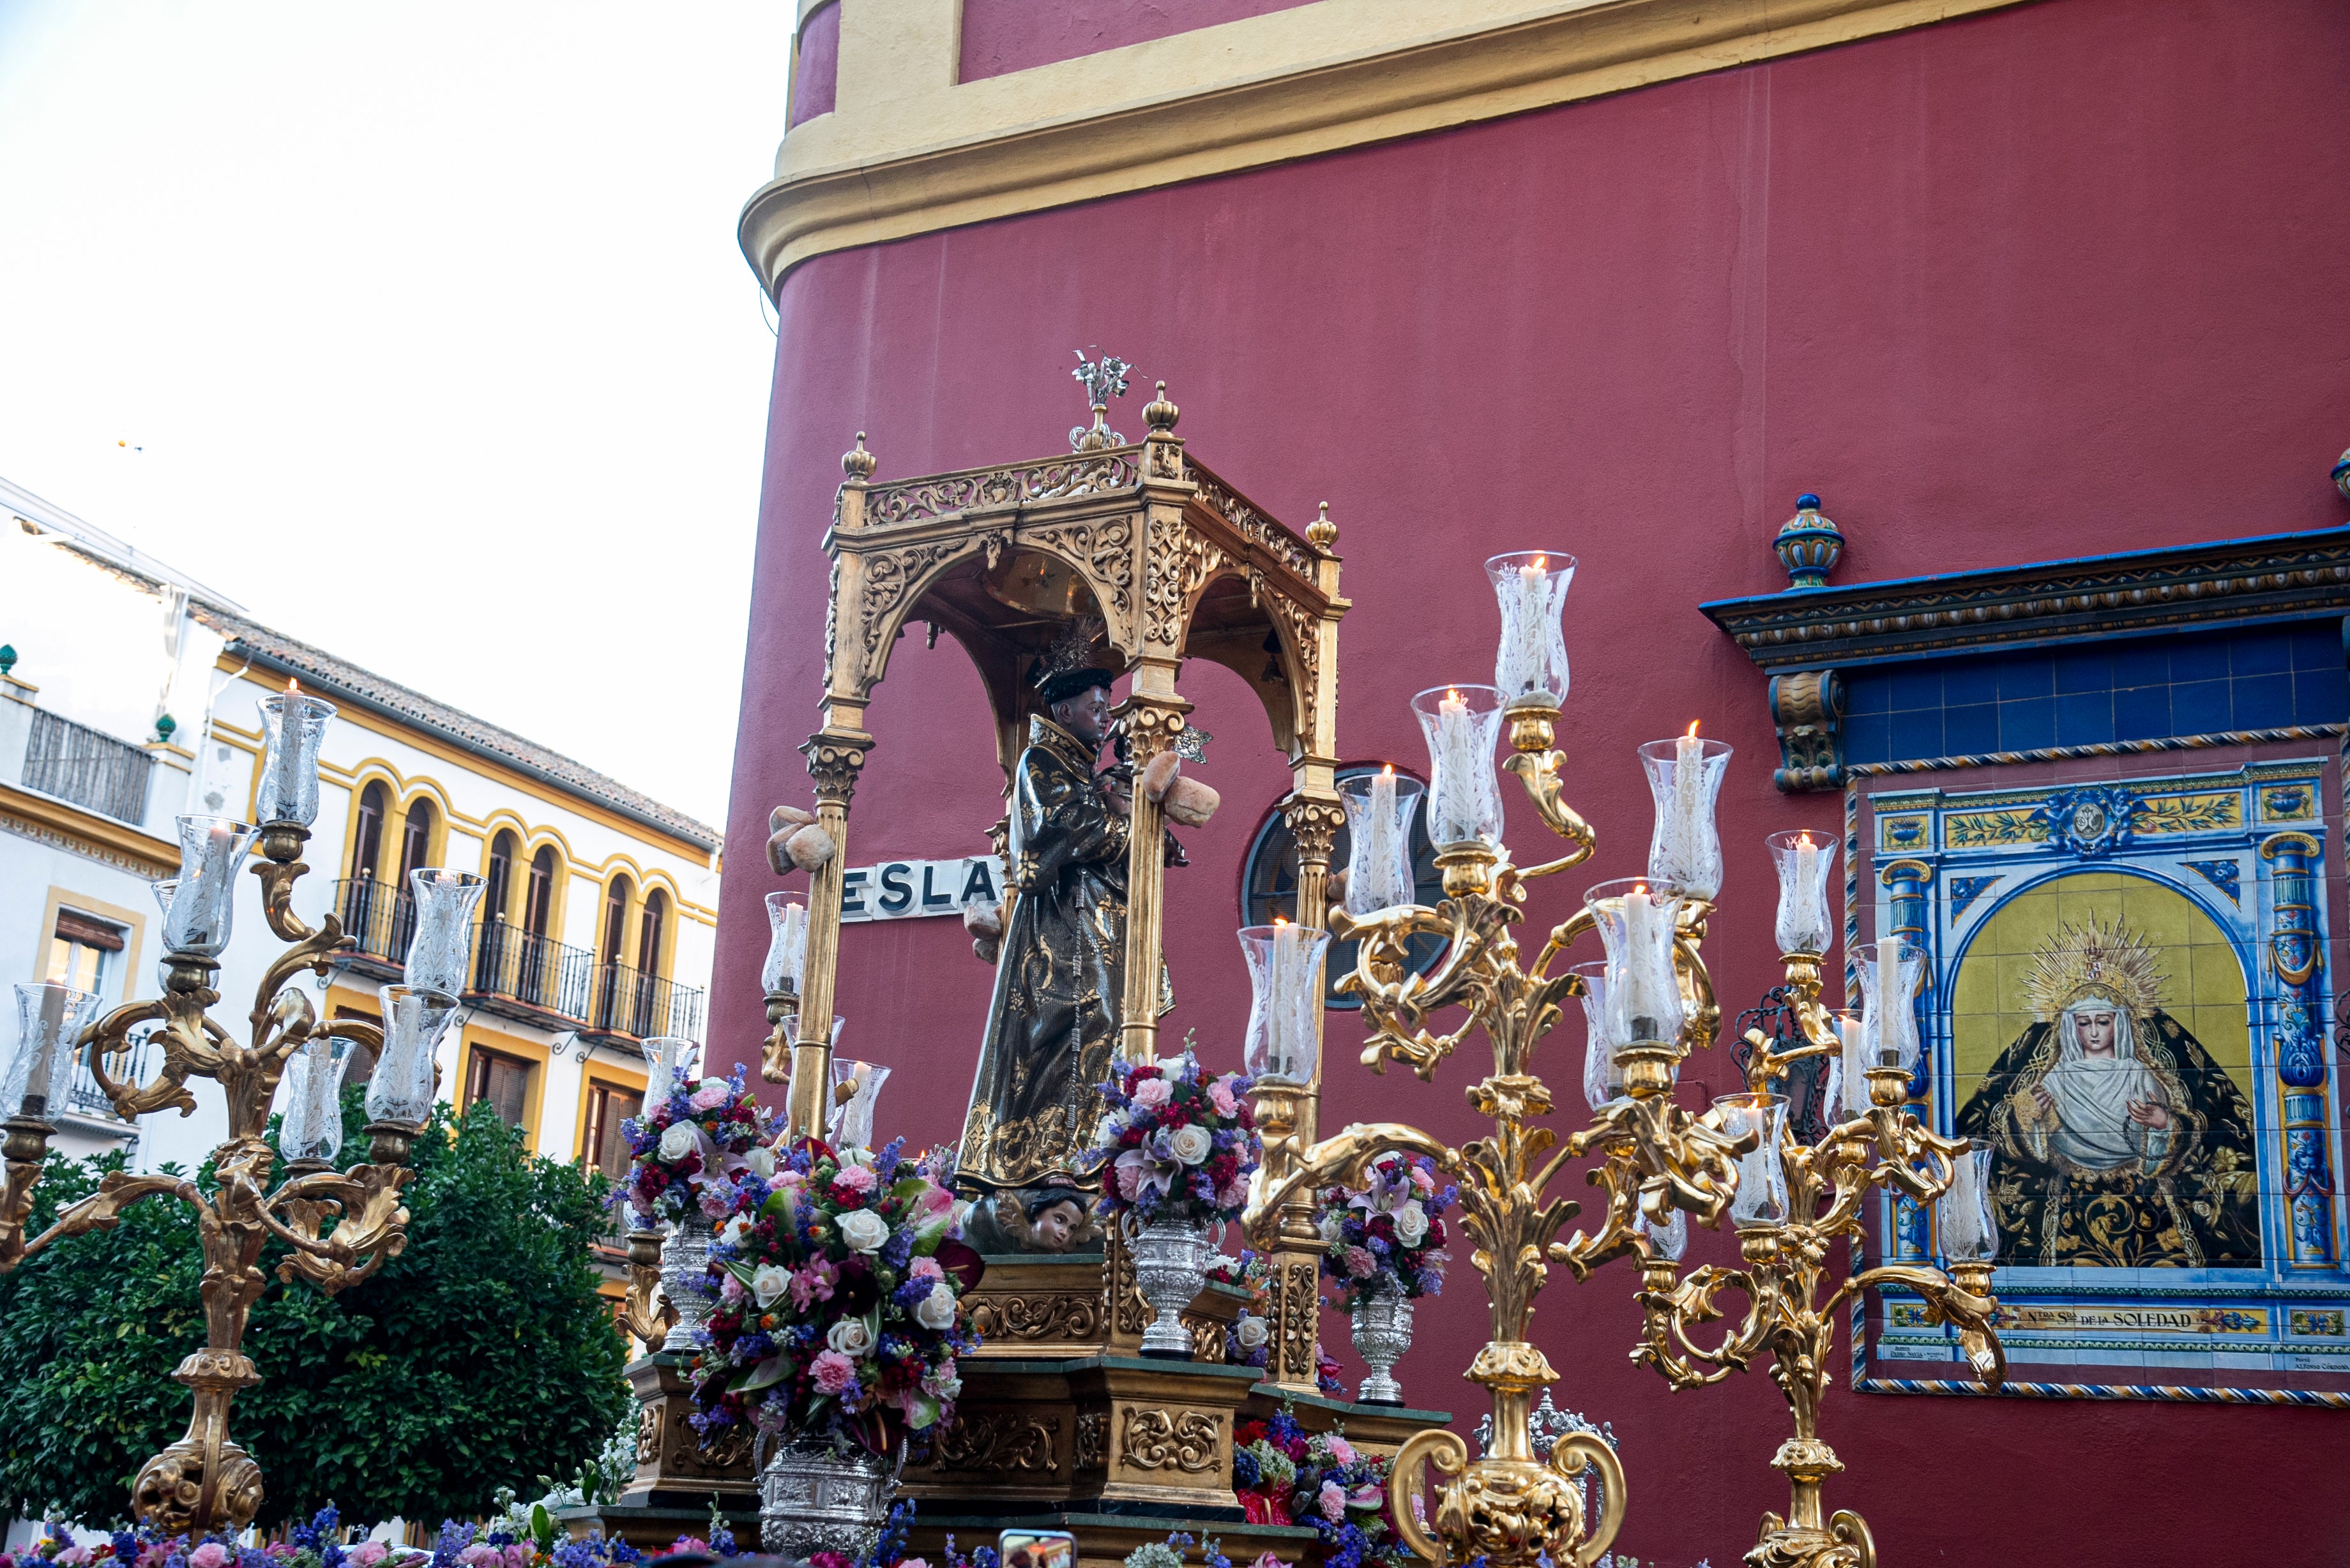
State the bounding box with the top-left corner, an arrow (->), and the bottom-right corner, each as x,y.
1484,551 -> 1576,709
4,982 -> 102,1123
1572,961 -> 1620,1110
1856,937 -> 1926,1073
1337,771 -> 1422,916
367,984 -> 456,1127
1767,829 -> 1837,956
404,869 -> 485,997
1942,1138 -> 1999,1263
1411,685 -> 1505,850
254,688 -> 337,827
1829,1012 -> 1870,1119
1716,1094 -> 1791,1228
278,1036 -> 352,1163
162,817 -> 257,959
642,1034 -> 700,1090
1634,1202 -> 1688,1263
150,878 -> 177,917
830,1059 -> 891,1151
1584,878 -> 1687,1052
1639,734 -> 1732,900
761,893 -> 810,997
1240,922 -> 1330,1083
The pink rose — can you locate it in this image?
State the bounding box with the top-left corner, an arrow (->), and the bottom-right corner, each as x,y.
691,1082 -> 731,1112
812,1349 -> 856,1394
1208,1079 -> 1238,1117
347,1548 -> 388,1568
909,1256 -> 944,1283
1409,1165 -> 1436,1193
1345,1246 -> 1374,1278
833,1165 -> 877,1194
1326,1436 -> 1356,1465
189,1547 -> 231,1568
1319,1479 -> 1346,1521
1130,1077 -> 1174,1110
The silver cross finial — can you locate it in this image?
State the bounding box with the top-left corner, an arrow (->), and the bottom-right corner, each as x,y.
1070,348 -> 1133,451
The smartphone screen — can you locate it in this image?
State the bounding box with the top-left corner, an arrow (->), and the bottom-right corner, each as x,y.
997,1530 -> 1077,1568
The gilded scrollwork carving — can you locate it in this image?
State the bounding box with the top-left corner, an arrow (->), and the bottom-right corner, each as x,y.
865,455 -> 1139,526
1075,1412 -> 1107,1471
965,1290 -> 1104,1343
855,540 -> 971,678
1143,518 -> 1228,648
930,1409 -> 1059,1474
1024,512 -> 1139,645
1183,463 -> 1317,584
1119,1408 -> 1220,1473
1104,1227 -> 1152,1335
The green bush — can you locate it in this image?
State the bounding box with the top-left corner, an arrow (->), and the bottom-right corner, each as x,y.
0,1094 -> 632,1528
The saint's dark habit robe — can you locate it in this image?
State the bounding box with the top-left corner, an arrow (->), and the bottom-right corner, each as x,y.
957,714 -> 1177,1195
1953,1010 -> 2261,1267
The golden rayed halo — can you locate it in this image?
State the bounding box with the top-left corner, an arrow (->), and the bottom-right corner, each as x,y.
2023,915 -> 2167,1023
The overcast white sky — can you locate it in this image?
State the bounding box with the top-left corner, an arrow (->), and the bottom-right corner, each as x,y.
0,2 -> 794,831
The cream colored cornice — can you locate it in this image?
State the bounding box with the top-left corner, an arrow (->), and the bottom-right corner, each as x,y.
743,0 -> 2030,291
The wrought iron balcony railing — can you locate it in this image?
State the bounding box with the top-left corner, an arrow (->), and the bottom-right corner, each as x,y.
65,1030 -> 155,1124
329,878 -> 703,1042
21,709 -> 153,825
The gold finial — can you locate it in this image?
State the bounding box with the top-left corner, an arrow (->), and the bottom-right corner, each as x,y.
842,432 -> 877,480
1143,380 -> 1179,434
1307,499 -> 1338,552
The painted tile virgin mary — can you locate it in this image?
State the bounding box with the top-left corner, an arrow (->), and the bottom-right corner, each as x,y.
1955,916 -> 2261,1267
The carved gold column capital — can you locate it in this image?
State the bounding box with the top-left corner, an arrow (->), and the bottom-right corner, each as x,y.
801,730 -> 875,806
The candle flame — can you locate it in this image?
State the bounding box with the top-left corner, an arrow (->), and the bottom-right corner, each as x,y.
287,677 -> 299,694
1632,882 -> 1647,897
1448,688 -> 1461,703
1798,832 -> 1814,850
1273,915 -> 1288,927
1685,720 -> 1699,737
1533,555 -> 1545,571
1382,763 -> 1393,777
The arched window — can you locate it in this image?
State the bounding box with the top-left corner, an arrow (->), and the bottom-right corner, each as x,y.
1238,763 -> 1447,1009
484,830 -> 519,923
524,846 -> 557,937
398,798 -> 436,884
602,876 -> 633,963
351,782 -> 388,880
637,889 -> 667,976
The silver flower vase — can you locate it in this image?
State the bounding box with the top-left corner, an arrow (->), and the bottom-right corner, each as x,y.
660,1209 -> 716,1352
1352,1286 -> 1413,1406
1131,1215 -> 1215,1359
759,1436 -> 898,1558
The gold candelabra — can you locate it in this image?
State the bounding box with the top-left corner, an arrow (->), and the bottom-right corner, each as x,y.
1626,933 -> 2005,1568
0,686 -> 427,1535
1247,693 -> 1754,1568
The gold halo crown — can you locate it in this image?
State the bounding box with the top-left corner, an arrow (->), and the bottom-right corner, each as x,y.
2023,915 -> 2167,1022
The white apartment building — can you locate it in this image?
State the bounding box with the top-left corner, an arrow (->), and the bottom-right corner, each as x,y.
0,480 -> 722,1306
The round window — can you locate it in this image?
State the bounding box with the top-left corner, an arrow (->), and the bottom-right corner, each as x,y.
1239,764 -> 1447,1009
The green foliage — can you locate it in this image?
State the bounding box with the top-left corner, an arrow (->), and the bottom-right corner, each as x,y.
0,1093 -> 632,1528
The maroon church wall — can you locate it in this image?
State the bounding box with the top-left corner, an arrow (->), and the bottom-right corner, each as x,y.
721,1 -> 2350,1562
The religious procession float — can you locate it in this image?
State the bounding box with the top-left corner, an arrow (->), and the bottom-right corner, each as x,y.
0,360 -> 2007,1568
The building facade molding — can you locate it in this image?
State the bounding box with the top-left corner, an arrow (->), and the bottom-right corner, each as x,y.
743,0 -> 2033,292
0,781 -> 179,878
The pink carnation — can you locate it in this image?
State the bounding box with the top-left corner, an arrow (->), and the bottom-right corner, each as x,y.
812,1348 -> 856,1394
1208,1079 -> 1238,1117
1345,1246 -> 1375,1278
1319,1478 -> 1346,1521
189,1547 -> 230,1568
1326,1435 -> 1356,1465
347,1546 -> 389,1568
1130,1076 -> 1174,1110
690,1082 -> 731,1112
833,1165 -> 877,1194
720,1272 -> 747,1303
504,1546 -> 531,1568
459,1546 -> 501,1568
909,1256 -> 944,1283
1409,1164 -> 1436,1193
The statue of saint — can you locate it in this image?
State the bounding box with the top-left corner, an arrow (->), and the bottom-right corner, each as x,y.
1953,916 -> 2261,1267
955,627 -> 1184,1250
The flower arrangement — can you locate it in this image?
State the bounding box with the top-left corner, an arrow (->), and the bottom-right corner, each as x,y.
1231,1412 -> 1405,1568
0,1510 -> 385,1568
1087,1047 -> 1260,1228
620,1062 -> 773,1227
1314,1153 -> 1454,1311
691,1136 -> 985,1457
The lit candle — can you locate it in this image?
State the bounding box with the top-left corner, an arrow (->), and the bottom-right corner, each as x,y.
1874,937 -> 1902,1067
1777,831 -> 1828,954
1434,688 -> 1476,842
1268,916 -> 1303,1076
1672,721 -> 1705,874
1499,557 -> 1549,698
1623,883 -> 1664,1041
1837,1012 -> 1869,1117
1365,765 -> 1398,905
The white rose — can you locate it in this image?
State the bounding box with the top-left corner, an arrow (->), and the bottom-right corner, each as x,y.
1093,1113 -> 1121,1147
751,1264 -> 790,1308
837,1208 -> 891,1253
828,1317 -> 876,1356
721,1215 -> 752,1249
1169,1124 -> 1213,1166
915,1282 -> 958,1331
1393,1202 -> 1430,1247
743,1145 -> 776,1179
658,1121 -> 698,1163
1319,1214 -> 1344,1248
1238,1314 -> 1268,1349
